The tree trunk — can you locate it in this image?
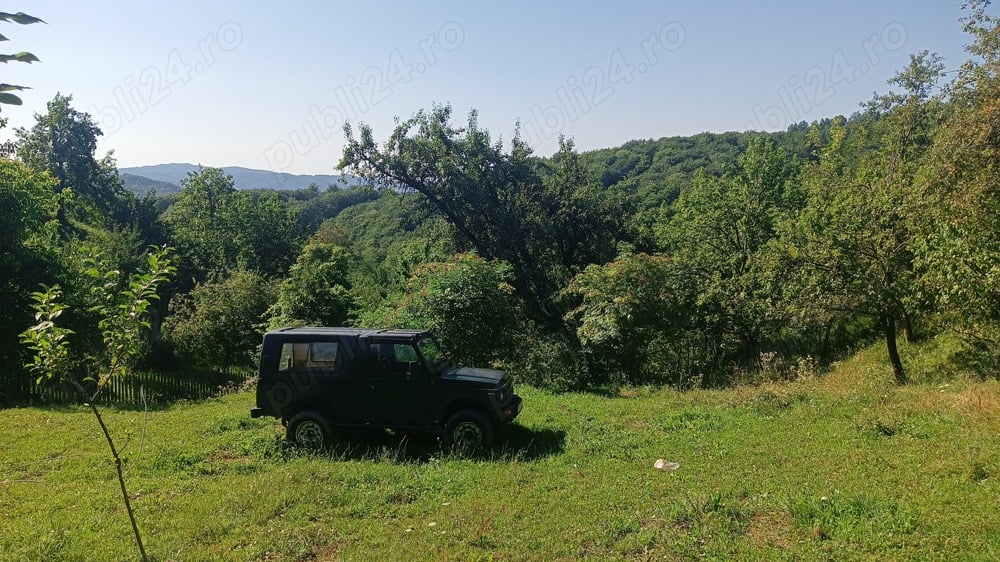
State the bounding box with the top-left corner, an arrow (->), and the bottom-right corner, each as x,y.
821,321 -> 833,357
903,311 -> 916,343
881,313 -> 907,384
88,401 -> 149,562
70,380 -> 149,561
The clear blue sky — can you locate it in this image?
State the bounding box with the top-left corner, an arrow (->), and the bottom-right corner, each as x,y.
2,1 -> 984,174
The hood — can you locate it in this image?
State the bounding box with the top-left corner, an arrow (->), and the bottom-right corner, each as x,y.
441,366 -> 505,385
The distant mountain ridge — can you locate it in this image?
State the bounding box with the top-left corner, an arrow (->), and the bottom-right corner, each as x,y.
119,163 -> 358,192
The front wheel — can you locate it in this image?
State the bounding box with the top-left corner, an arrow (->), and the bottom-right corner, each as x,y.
444,410 -> 495,453
286,411 -> 332,448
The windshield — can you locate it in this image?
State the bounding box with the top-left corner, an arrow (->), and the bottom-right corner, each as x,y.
417,336 -> 449,372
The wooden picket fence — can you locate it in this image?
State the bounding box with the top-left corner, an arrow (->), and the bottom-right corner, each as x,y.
0,369 -> 254,406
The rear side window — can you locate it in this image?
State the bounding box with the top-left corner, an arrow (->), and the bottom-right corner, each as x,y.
277,341 -> 340,371
310,342 -> 338,363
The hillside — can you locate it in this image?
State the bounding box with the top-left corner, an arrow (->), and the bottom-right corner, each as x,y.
119,172 -> 182,195
2,336 -> 997,561
119,163 -> 360,191
576,123 -> 822,212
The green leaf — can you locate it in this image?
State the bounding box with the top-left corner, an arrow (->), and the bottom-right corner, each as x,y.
0,12 -> 46,25
0,52 -> 40,64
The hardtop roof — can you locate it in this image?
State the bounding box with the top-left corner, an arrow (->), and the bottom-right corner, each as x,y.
264,327 -> 430,341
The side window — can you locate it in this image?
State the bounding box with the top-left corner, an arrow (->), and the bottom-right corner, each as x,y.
309,342 -> 338,364
278,343 -> 295,372
276,341 -> 339,371
370,343 -> 421,376
395,344 -> 417,363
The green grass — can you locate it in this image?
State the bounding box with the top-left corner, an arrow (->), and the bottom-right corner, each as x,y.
1,336 -> 998,561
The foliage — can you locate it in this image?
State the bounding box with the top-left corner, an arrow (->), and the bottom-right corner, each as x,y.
365,253 -> 518,367
163,269 -> 278,371
0,157 -> 71,402
162,166 -> 236,279
0,158 -> 58,362
779,52 -> 946,384
577,126 -> 825,217
0,11 -> 44,111
7,4 -> 1000,395
268,242 -> 354,328
18,245 -> 175,562
18,284 -> 74,383
656,137 -> 801,374
912,3 -> 1000,371
163,167 -> 302,285
228,189 -> 302,276
564,253 -> 679,385
15,94 -> 137,227
331,191 -> 458,284
19,246 -> 177,394
340,105 -> 631,328
501,327 -> 589,389
287,184 -> 379,232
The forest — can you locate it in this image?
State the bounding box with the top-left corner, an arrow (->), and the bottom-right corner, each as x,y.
2,5 -> 999,405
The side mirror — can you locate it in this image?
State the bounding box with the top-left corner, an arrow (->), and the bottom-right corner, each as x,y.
406,361 -> 429,380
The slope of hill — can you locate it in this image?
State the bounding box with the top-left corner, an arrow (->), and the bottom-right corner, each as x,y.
576,124 -> 823,212
119,163 -> 359,191
119,173 -> 182,195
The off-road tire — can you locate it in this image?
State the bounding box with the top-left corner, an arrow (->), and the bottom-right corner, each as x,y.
286,411 -> 332,448
444,410 -> 495,453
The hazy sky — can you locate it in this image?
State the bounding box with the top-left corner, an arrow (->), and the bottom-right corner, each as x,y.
1,1 -> 983,174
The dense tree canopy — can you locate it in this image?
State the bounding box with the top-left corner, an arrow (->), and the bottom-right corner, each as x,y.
364,252 -> 519,367
340,105 -> 631,328
268,241 -> 354,328
15,94 -> 135,227
6,1 -> 1000,395
163,270 -> 277,370
163,167 -> 302,285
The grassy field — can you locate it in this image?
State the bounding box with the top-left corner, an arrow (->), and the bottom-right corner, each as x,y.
1,336 -> 998,561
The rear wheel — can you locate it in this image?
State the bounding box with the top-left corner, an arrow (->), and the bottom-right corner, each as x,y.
286,411 -> 332,448
444,410 -> 494,453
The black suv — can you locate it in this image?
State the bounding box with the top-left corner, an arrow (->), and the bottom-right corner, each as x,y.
251,327 -> 522,449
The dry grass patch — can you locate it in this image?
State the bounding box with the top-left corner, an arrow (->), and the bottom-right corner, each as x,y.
919,381 -> 1000,420
746,510 -> 794,550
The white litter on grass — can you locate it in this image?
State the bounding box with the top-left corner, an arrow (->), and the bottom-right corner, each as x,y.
428,522 -> 437,527
654,459 -> 680,471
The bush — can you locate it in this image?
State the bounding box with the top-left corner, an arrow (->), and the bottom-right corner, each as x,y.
268,242 -> 354,328
500,329 -> 589,390
363,253 -> 518,367
163,270 -> 277,371
563,253 -> 680,385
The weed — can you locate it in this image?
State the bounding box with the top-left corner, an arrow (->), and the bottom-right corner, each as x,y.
656,409 -> 720,432
967,459 -> 990,483
787,493 -> 917,544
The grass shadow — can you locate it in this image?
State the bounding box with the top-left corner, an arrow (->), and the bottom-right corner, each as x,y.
948,339 -> 1000,380
312,423 -> 567,464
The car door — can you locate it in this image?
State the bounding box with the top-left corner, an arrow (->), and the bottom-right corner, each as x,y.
365,342 -> 438,428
